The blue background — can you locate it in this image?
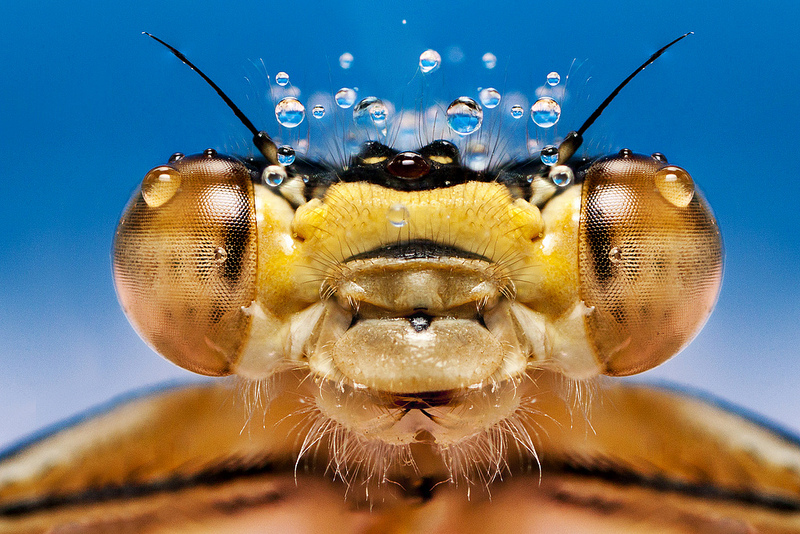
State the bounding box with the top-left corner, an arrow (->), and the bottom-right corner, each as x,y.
1,0 -> 799,448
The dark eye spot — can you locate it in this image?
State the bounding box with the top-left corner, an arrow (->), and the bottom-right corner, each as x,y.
386,152 -> 431,179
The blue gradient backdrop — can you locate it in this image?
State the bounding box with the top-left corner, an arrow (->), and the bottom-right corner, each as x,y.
1,0 -> 799,448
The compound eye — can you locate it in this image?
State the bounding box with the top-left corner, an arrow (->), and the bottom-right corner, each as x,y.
579,153 -> 723,376
113,153 -> 257,376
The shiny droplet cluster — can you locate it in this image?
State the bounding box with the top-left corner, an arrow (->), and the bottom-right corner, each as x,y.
253,51 -> 570,165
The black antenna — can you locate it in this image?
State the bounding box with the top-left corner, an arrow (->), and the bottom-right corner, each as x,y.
557,32 -> 693,165
143,32 -> 279,166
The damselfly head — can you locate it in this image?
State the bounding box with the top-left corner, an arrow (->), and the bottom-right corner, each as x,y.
113,33 -> 721,486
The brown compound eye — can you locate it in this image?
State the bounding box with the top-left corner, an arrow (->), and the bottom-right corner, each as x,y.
579,152 -> 723,376
113,152 -> 257,376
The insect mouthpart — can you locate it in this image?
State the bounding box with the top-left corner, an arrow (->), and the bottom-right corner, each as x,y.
275,171 -> 596,450
312,251 -> 518,395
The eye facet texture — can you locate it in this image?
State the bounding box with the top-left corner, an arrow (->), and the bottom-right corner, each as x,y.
113,154 -> 258,375
579,154 -> 723,376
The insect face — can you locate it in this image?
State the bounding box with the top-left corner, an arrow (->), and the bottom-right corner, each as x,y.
112,34 -> 722,478
114,147 -> 722,448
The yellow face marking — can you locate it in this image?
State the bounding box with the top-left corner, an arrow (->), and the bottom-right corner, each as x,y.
292,181 -> 544,268
235,177 -> 603,389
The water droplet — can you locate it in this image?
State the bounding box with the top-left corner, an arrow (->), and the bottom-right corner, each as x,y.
214,246 -> 228,263
446,97 -> 483,136
387,203 -> 410,227
531,97 -> 561,128
275,97 -> 305,128
447,46 -> 465,64
546,71 -> 561,86
275,71 -> 289,86
540,145 -> 558,166
311,105 -> 325,119
141,165 -> 181,207
277,145 -> 296,165
619,148 -> 633,158
466,148 -> 489,171
339,52 -> 353,69
482,52 -> 497,69
263,165 -> 287,187
651,152 -> 668,163
510,105 -> 524,119
608,247 -> 623,264
168,152 -> 184,162
419,49 -> 441,73
549,165 -> 574,187
203,148 -> 217,157
335,87 -> 357,108
478,87 -> 501,109
353,97 -> 388,125
371,107 -> 387,121
411,314 -> 429,334
655,165 -> 695,207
